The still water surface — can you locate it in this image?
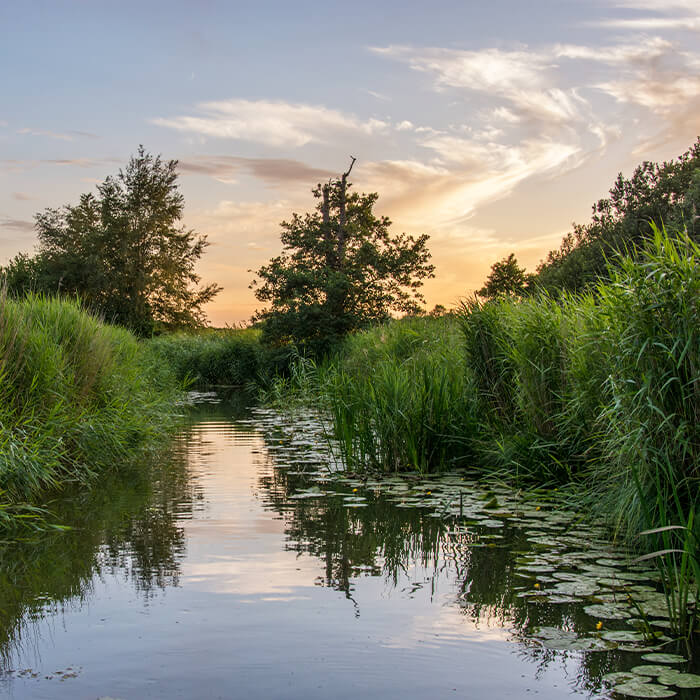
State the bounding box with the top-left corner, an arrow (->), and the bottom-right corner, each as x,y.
0,393 -> 695,699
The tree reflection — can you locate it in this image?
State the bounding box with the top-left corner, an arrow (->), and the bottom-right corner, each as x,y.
254,433 -> 673,696
0,438 -> 200,668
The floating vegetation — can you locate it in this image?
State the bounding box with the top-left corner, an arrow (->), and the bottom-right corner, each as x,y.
611,681 -> 677,697
641,654 -> 688,664
247,404 -> 699,697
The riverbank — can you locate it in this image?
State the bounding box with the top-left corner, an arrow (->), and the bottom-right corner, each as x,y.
0,293 -> 180,534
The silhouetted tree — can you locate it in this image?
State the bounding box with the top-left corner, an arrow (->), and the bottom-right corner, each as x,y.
478,253 -> 531,299
536,138 -> 700,293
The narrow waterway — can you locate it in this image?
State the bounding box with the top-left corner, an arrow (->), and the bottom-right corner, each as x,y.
0,392 -> 696,699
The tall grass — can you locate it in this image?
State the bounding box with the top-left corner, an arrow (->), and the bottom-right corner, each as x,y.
297,226 -> 698,642
304,228 -> 697,521
0,292 -> 179,533
147,327 -> 295,387
316,316 -> 477,473
592,228 -> 700,642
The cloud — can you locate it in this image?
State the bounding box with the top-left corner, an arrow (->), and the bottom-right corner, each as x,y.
356,137 -> 581,237
17,128 -> 99,141
365,89 -> 390,101
178,155 -> 336,187
553,37 -> 673,64
596,16 -> 700,31
612,0 -> 700,12
0,218 -> 34,232
12,192 -> 34,201
0,157 -> 119,172
153,99 -> 389,147
592,1 -> 700,32
373,45 -> 585,128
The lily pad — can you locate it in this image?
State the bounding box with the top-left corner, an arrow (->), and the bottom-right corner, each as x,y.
640,654 -> 687,665
553,581 -> 600,596
602,630 -> 646,642
668,673 -> 700,689
612,682 -> 676,697
583,603 -> 631,620
541,636 -> 616,651
603,672 -> 647,685
631,666 -> 674,677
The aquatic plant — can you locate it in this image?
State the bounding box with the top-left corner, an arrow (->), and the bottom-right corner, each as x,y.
319,316 -> 476,473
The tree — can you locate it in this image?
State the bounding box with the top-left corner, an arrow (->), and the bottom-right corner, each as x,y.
251,160 -> 435,355
3,147 -> 221,334
478,253 -> 531,300
536,138 -> 700,294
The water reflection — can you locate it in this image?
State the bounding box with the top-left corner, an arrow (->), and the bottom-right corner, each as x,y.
0,394 -> 695,700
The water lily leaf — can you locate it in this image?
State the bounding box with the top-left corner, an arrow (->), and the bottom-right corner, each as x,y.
583,603 -> 631,620
654,670 -> 682,685
602,630 -> 646,642
597,558 -> 626,567
667,673 -> 700,689
640,654 -> 687,664
542,636 -> 617,651
611,682 -> 676,697
631,666 -> 675,677
479,519 -> 505,528
554,581 -> 600,596
604,672 -> 648,685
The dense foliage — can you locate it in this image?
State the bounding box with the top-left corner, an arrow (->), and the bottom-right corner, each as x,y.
535,138 -> 700,293
252,164 -> 434,356
0,293 -> 179,533
148,328 -> 295,387
289,229 -> 699,552
477,253 -> 532,299
2,147 -> 220,336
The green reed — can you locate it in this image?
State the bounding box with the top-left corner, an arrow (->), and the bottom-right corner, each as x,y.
0,292 -> 179,533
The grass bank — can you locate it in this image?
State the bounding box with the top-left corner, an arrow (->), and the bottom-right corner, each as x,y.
290,228 -> 699,640
147,327 -> 295,387
0,293 -> 180,534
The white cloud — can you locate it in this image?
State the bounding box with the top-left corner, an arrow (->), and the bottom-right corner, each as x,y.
372,46 -> 585,128
153,99 -> 389,147
17,127 -> 98,141
596,16 -> 700,31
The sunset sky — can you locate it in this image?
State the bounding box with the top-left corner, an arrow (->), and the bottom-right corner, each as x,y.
2,0 -> 699,325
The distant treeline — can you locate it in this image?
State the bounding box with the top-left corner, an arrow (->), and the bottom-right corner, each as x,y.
479,138 -> 700,300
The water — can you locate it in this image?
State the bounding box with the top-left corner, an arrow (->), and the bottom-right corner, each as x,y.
0,392 -> 696,699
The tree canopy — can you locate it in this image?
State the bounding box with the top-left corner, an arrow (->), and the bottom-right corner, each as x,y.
251,162 -> 435,355
535,138 -> 700,294
2,147 -> 220,335
478,253 -> 531,300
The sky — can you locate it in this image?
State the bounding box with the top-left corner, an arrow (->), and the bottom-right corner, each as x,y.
1,0 -> 699,325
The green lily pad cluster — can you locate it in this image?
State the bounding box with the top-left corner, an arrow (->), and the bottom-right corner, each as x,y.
248,406 -> 699,698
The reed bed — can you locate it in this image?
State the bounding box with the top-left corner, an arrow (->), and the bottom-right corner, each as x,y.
300,228 -> 698,640
0,293 -> 179,533
147,327 -> 294,387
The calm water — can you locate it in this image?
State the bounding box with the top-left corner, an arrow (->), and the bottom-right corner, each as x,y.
0,393 -> 695,699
